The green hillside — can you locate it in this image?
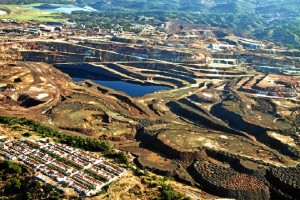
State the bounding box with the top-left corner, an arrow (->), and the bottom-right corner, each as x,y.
0,0 -> 299,47
80,0 -> 300,48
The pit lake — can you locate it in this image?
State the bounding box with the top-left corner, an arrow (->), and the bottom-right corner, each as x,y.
73,78 -> 170,97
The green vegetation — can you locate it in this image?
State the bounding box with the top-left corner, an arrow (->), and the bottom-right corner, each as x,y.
148,176 -> 190,200
0,160 -> 63,199
1,160 -> 23,174
6,177 -> 22,191
25,191 -> 33,200
0,4 -> 67,22
0,0 -> 298,46
158,184 -> 190,200
105,150 -> 130,165
0,115 -> 133,166
22,132 -> 32,137
11,125 -> 23,131
0,116 -> 190,199
0,115 -> 134,170
0,161 -> 24,193
0,116 -> 111,152
1,0 -> 299,46
67,0 -> 300,48
0,0 -> 74,4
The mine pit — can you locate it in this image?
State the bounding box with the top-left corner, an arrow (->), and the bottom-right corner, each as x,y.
0,35 -> 299,200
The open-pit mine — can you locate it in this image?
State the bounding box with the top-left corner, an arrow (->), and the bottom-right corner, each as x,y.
0,31 -> 299,199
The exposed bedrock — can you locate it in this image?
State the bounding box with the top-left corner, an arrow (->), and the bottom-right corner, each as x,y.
152,77 -> 185,87
21,51 -> 98,63
80,41 -> 204,62
136,129 -> 207,163
190,161 -> 270,200
210,103 -> 300,158
21,50 -> 143,63
111,94 -> 147,115
20,41 -> 146,63
103,63 -> 147,80
211,53 -> 295,65
120,62 -> 195,76
54,63 -> 125,80
19,40 -> 206,63
17,93 -> 44,108
166,101 -> 246,137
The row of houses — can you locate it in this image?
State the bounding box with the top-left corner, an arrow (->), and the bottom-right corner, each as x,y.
0,139 -> 126,196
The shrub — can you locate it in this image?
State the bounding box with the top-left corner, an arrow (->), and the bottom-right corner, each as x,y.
23,132 -> 32,137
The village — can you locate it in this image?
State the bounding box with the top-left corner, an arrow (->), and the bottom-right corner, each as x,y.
0,138 -> 126,196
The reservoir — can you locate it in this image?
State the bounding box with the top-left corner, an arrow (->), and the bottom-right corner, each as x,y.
73,78 -> 170,97
33,4 -> 97,14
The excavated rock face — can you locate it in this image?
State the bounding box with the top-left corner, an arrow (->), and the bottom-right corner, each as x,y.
17,93 -> 44,108
193,161 -> 270,200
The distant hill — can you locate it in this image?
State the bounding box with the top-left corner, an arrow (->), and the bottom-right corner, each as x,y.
1,0 -> 299,48
82,0 -> 300,48
83,0 -> 299,16
83,0 -> 257,13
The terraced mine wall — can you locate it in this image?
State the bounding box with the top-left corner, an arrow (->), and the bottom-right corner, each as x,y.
122,62 -> 197,78
19,41 -> 147,63
136,130 -> 205,163
210,103 -> 300,158
137,128 -> 286,199
120,62 -> 196,86
111,93 -> 147,115
166,101 -> 246,137
21,51 -> 99,63
103,63 -> 148,81
53,63 -> 124,80
258,50 -> 300,57
55,61 -> 196,88
54,63 -> 166,85
81,41 -> 199,62
136,126 -> 264,166
211,53 -> 296,65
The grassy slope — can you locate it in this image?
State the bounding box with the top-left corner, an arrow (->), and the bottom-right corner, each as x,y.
0,4 -> 66,22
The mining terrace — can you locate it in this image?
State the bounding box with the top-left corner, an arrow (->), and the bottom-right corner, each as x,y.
0,35 -> 299,200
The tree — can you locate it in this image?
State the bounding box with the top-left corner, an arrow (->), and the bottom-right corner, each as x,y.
4,160 -> 23,174
25,192 -> 33,200
23,132 -> 32,137
11,178 -> 21,190
5,178 -> 22,192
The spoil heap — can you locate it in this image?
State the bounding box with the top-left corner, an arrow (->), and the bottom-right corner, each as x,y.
267,166 -> 300,199
194,161 -> 270,200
